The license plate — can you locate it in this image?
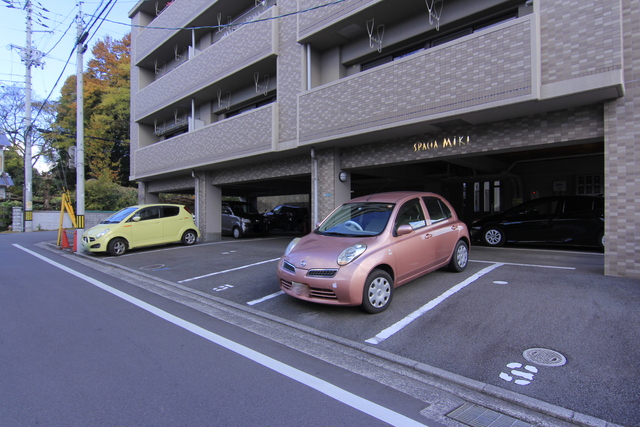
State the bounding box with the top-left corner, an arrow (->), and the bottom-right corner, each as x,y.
291,281 -> 309,297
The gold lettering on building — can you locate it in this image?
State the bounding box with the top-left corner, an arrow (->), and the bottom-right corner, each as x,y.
414,135 -> 470,152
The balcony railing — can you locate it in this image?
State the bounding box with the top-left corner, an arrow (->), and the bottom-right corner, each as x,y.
134,7 -> 278,121
298,0 -> 378,41
298,17 -> 535,144
132,104 -> 277,179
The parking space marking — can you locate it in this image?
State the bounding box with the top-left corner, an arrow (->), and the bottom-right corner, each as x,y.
247,291 -> 285,306
470,260 -> 575,270
365,263 -> 504,345
177,258 -> 280,283
103,238 -> 285,259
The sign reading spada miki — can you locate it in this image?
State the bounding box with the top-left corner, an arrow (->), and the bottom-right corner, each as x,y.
413,135 -> 470,152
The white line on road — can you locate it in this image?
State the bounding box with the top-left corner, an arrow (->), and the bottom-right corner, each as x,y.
15,244 -> 429,427
247,291 -> 285,306
365,263 -> 504,345
470,260 -> 575,270
177,258 -> 280,283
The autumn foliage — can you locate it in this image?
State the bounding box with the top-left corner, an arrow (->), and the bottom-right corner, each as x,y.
53,33 -> 131,186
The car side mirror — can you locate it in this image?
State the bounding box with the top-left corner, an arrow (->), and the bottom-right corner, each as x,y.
396,224 -> 413,236
132,216 -> 141,222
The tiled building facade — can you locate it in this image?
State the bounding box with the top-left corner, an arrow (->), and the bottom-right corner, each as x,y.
128,0 -> 639,279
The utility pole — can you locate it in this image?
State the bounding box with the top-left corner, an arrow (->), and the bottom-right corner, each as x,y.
7,0 -> 45,232
76,1 -> 87,251
22,0 -> 41,231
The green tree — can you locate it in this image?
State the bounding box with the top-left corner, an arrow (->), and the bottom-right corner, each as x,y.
52,33 -> 131,186
83,179 -> 137,211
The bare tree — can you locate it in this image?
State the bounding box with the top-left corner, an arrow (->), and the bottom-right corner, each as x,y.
0,85 -> 58,169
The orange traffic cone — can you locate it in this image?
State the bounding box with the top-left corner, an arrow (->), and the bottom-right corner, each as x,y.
60,230 -> 71,249
72,230 -> 78,252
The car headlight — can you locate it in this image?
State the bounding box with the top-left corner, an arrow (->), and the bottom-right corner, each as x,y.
337,243 -> 367,266
284,238 -> 301,256
95,229 -> 110,239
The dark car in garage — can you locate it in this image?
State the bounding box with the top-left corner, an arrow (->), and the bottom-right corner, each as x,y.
264,205 -> 309,233
470,195 -> 604,250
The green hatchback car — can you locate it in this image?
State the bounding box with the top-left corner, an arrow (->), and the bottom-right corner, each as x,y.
82,204 -> 200,256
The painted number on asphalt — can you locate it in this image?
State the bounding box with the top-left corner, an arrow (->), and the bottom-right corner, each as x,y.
213,284 -> 234,292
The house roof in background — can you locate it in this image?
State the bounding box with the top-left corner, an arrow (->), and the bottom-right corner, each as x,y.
0,133 -> 11,148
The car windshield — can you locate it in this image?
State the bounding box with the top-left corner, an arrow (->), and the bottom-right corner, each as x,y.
228,202 -> 260,215
101,207 -> 138,224
317,202 -> 394,236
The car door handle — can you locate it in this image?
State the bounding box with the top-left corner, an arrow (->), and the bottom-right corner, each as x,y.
424,233 -> 433,239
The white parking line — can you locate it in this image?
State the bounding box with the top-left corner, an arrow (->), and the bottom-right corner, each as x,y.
470,260 -> 575,270
365,263 -> 505,345
15,244 -> 430,427
247,291 -> 285,306
104,237 -> 288,259
178,258 -> 280,283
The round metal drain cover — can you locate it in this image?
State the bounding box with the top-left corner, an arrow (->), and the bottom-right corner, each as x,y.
523,348 -> 566,367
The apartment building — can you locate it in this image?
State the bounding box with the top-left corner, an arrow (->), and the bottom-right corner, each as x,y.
128,0 -> 639,279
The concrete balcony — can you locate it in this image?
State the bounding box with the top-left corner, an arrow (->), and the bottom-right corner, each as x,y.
298,15 -> 623,146
133,6 -> 279,122
298,0 -> 380,42
134,0 -> 214,64
132,104 -> 278,180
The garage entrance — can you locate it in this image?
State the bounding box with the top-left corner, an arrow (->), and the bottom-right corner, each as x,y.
344,141 -> 603,225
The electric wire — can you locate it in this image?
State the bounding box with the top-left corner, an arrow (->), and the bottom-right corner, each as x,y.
97,0 -> 349,32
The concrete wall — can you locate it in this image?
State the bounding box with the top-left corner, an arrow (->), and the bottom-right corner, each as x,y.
603,0 -> 640,278
30,211 -> 115,231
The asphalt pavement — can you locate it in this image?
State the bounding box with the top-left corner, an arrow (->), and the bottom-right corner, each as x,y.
40,232 -> 639,427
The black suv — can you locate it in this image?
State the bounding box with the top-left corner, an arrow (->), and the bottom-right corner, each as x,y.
263,205 -> 309,233
470,195 -> 604,250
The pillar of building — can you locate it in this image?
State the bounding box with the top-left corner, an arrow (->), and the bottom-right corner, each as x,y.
138,181 -> 159,204
197,171 -> 221,242
313,147 -> 351,222
603,0 -> 640,279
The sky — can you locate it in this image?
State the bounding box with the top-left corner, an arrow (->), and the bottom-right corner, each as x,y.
1,0 -> 135,102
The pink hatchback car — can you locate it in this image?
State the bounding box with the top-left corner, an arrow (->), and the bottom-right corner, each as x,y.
277,191 -> 470,313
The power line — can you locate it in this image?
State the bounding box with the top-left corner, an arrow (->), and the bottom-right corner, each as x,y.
96,0 -> 349,32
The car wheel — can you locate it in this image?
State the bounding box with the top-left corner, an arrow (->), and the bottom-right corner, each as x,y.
482,226 -> 505,247
597,230 -> 605,252
181,230 -> 197,246
448,240 -> 469,272
362,269 -> 393,314
232,227 -> 243,239
107,238 -> 127,256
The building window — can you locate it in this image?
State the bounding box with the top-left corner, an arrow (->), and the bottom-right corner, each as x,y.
225,96 -> 276,119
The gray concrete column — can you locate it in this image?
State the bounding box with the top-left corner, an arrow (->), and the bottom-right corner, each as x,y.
200,171 -> 221,242
138,181 -> 159,204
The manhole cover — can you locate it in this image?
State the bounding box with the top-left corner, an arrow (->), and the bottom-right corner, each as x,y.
523,348 -> 566,367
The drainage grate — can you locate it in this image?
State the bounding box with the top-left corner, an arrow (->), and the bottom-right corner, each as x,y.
448,403 -> 533,427
523,348 -> 567,367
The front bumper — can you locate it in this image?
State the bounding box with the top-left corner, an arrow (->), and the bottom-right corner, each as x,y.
241,221 -> 268,235
81,235 -> 105,252
276,257 -> 367,306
